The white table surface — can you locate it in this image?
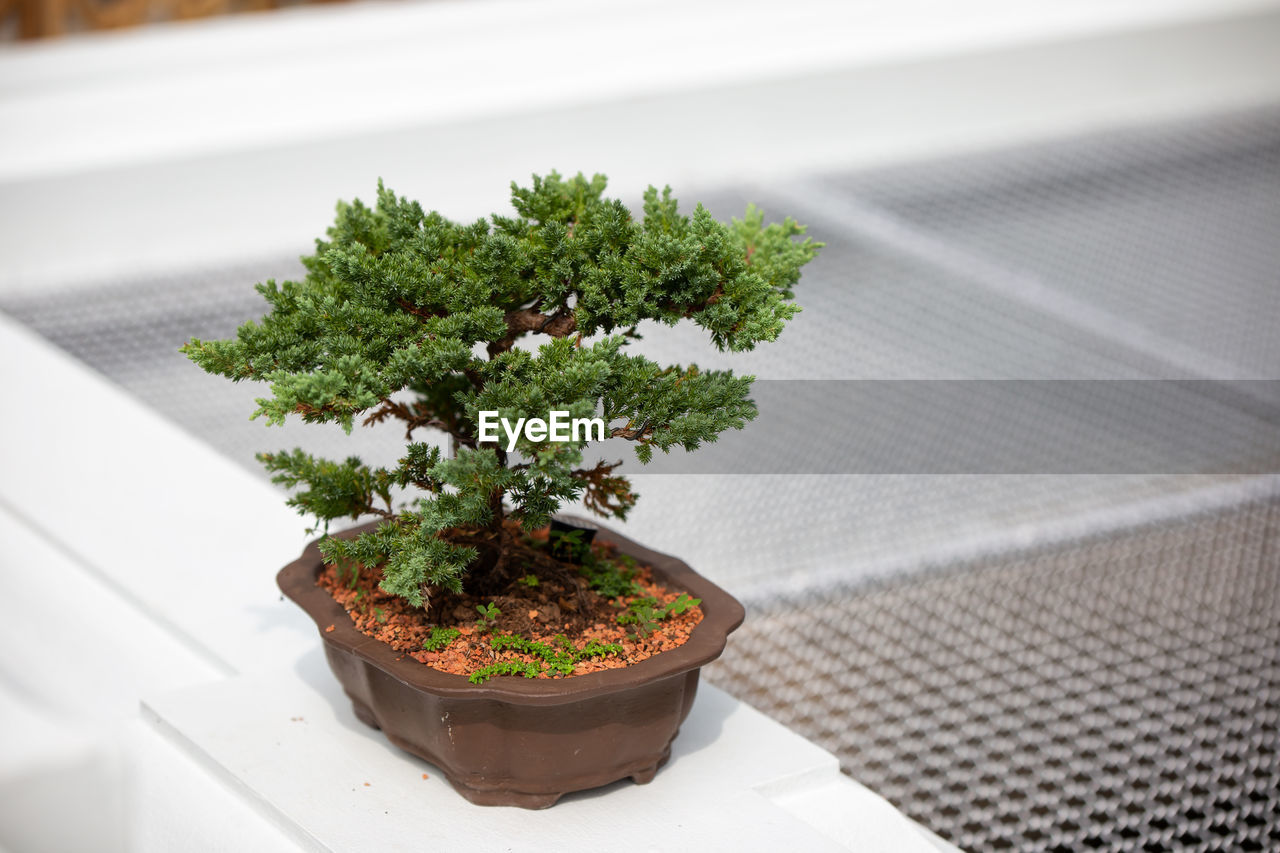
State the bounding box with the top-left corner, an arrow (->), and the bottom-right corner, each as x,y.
0,311 -> 958,850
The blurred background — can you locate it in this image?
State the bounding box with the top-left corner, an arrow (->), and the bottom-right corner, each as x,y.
3,0 -> 338,41
2,1 -> 1279,850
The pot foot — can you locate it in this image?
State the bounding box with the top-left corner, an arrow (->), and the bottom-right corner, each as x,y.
630,764 -> 660,785
350,698 -> 381,730
630,746 -> 671,785
449,780 -> 562,809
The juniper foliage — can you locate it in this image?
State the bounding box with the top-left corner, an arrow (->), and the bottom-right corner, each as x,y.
184,173 -> 820,609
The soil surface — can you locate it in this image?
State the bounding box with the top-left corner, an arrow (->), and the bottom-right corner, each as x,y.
317,521 -> 703,679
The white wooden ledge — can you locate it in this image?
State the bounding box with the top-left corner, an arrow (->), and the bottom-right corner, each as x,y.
0,312 -> 955,850
141,672 -> 942,852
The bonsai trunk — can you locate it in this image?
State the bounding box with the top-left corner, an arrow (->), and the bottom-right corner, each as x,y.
464,488 -> 509,594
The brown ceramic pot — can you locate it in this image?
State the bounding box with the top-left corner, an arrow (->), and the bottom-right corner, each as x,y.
277,520 -> 745,809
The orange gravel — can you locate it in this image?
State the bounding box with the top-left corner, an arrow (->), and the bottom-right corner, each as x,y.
317,526 -> 703,680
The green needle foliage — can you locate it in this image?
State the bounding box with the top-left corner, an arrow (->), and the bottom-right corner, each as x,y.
183,172 -> 820,610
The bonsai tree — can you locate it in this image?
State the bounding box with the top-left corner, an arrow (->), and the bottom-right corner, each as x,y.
183,172 -> 819,611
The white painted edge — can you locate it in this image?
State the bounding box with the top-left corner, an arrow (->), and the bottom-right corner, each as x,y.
3,0 -> 1276,181
0,502 -> 226,720
140,672 -> 953,852
127,717 -> 307,853
3,1 -> 1280,293
0,311 -> 314,673
763,773 -> 961,852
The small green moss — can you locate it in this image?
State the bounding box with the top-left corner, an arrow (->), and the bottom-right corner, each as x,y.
617,592 -> 701,639
468,631 -> 624,682
475,602 -> 501,632
422,626 -> 461,651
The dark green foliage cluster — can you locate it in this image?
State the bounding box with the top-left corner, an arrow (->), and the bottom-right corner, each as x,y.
183,172 -> 819,609
469,633 -> 625,683
616,593 -> 702,639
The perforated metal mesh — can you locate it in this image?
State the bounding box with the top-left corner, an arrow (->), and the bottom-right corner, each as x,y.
705,493 -> 1280,852
3,105 -> 1279,851
823,108 -> 1280,380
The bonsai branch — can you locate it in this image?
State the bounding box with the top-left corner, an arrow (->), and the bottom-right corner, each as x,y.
488,307 -> 577,358
363,398 -> 475,447
572,459 -> 624,480
572,459 -> 636,517
293,401 -> 354,420
394,298 -> 446,321
611,421 -> 655,442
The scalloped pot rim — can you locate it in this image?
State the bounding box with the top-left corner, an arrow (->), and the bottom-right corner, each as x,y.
279,520 -> 744,703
